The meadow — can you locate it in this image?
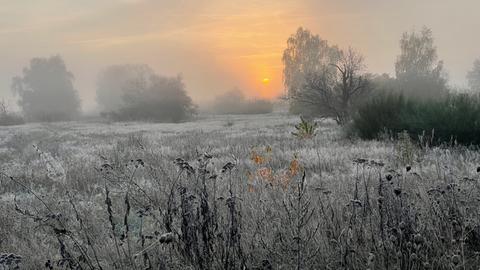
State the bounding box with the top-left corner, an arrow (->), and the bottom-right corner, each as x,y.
1,113 -> 480,269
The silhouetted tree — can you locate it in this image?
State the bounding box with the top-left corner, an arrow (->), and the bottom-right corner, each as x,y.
282,27 -> 340,114
395,27 -> 448,100
122,74 -> 196,122
467,59 -> 480,92
11,55 -> 81,121
96,64 -> 155,112
97,64 -> 196,122
293,48 -> 369,125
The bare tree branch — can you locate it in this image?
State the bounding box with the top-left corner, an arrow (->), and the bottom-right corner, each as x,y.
290,48 -> 369,125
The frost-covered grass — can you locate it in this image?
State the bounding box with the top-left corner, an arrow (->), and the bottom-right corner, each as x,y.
1,113 -> 480,269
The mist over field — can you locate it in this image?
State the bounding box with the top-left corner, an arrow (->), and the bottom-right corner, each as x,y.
1,0 -> 480,112
2,1 -> 480,269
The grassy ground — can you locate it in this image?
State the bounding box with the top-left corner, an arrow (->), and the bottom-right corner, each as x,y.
1,113 -> 480,269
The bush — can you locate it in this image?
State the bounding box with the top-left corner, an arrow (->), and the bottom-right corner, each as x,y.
351,94 -> 410,139
121,75 -> 196,122
96,64 -> 155,113
212,89 -> 273,114
97,67 -> 196,123
352,93 -> 480,146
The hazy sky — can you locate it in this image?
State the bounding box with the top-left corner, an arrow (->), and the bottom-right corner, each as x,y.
1,0 -> 479,111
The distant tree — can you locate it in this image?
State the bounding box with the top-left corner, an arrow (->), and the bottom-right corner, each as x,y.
11,55 -> 81,121
96,64 -> 155,112
212,88 -> 246,114
395,27 -> 448,100
292,47 -> 370,125
124,74 -> 196,122
282,27 -> 341,114
97,64 -> 196,122
211,88 -> 273,114
467,59 -> 480,92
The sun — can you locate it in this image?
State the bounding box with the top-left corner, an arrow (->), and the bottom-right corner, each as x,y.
262,78 -> 270,84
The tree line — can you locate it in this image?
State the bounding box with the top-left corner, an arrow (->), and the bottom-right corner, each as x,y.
283,27 -> 454,123
282,26 -> 480,144
4,60 -> 196,123
2,57 -> 274,125
2,26 -> 480,126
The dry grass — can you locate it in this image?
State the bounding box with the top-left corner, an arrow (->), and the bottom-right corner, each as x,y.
1,113 -> 480,269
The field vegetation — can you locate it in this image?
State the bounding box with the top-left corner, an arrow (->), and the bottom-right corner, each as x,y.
1,113 -> 480,269
2,21 -> 480,270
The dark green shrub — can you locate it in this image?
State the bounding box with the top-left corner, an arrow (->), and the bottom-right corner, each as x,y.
352,94 -> 408,139
352,93 -> 480,146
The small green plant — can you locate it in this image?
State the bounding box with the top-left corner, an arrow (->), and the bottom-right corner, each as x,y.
292,116 -> 317,139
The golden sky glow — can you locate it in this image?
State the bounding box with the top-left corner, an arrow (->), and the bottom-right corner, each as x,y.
1,0 -> 480,111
